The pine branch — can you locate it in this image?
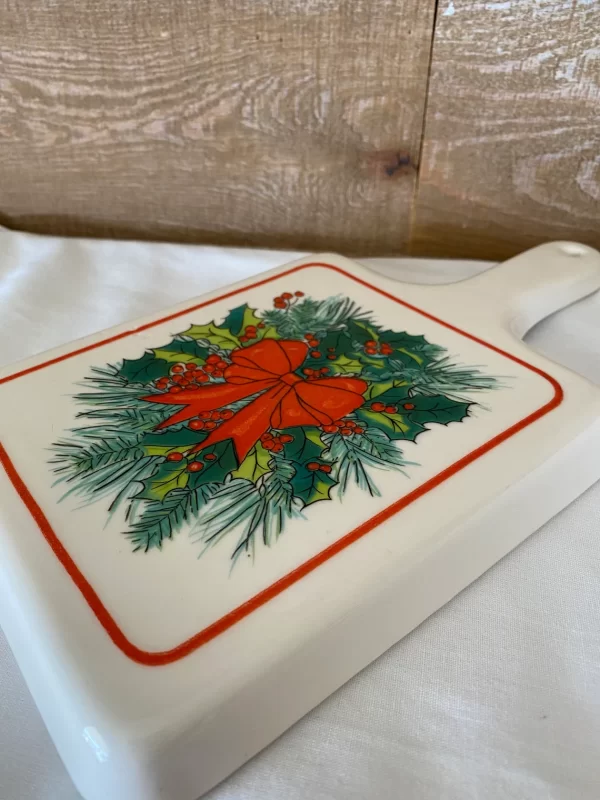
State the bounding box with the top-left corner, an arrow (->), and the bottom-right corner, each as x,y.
387,356 -> 501,402
262,295 -> 370,339
126,483 -> 219,552
322,427 -> 409,497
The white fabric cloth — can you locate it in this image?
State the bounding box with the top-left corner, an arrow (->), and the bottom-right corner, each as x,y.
0,228 -> 598,800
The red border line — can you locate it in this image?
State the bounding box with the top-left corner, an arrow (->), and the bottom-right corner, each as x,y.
0,263 -> 563,666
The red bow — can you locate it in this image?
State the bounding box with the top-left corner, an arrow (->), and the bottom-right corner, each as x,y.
143,339 -> 367,462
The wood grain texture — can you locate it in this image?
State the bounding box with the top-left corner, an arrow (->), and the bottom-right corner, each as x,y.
411,0 -> 600,260
0,0 -> 436,254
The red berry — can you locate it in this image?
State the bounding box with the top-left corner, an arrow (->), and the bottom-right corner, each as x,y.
185,362 -> 196,371
322,424 -> 338,433
171,374 -> 185,384
319,464 -> 332,473
272,442 -> 283,453
295,291 -> 304,297
279,434 -> 294,443
198,410 -> 211,419
186,385 -> 200,391
220,408 -> 234,419
240,335 -> 249,342
385,405 -> 398,414
370,402 -> 386,412
319,367 -> 329,373
258,322 -> 265,328
189,419 -> 205,430
216,360 -> 228,369
328,347 -> 335,352
365,348 -> 377,356
281,292 -> 293,300
263,439 -> 274,450
403,403 -> 415,410
304,333 -> 314,339
354,426 -> 364,434
260,432 -> 273,441
204,421 -> 217,430
187,461 -> 203,472
171,364 -> 185,374
208,410 -> 220,420
303,368 -> 314,375
310,351 -> 322,359
206,354 -> 220,364
245,325 -> 257,332
196,373 -> 209,383
365,340 -> 377,347
204,365 -> 215,374
179,379 -> 190,387
333,420 -> 345,427
212,369 -> 224,378
307,462 -> 320,471
169,386 -> 183,393
308,339 -> 319,347
246,332 -> 257,340
344,420 -> 357,428
166,452 -> 184,462
340,427 -> 353,436
204,453 -> 217,461
327,354 -> 336,360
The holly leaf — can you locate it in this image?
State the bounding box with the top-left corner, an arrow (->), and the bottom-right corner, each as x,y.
364,383 -> 411,404
347,320 -> 380,345
280,426 -> 326,463
188,441 -> 237,489
356,408 -> 425,442
232,443 -> 272,483
138,460 -> 189,501
326,353 -> 363,376
152,338 -> 209,364
119,352 -> 169,384
142,427 -> 208,453
222,304 -> 247,336
409,395 -> 471,425
291,463 -> 337,506
184,322 -> 240,350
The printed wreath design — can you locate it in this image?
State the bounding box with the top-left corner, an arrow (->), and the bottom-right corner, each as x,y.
50,291 -> 498,565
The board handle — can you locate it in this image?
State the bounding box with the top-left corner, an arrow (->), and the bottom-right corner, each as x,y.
442,241 -> 600,339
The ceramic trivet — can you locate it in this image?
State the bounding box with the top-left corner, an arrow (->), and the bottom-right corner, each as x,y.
0,242 -> 599,800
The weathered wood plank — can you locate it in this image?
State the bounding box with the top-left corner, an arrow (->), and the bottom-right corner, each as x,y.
0,0 -> 436,254
411,0 -> 600,260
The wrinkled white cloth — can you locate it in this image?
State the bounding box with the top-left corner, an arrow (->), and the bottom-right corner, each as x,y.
0,228 -> 598,800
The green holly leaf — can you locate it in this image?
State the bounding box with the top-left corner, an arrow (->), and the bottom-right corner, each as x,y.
409,395 -> 471,425
347,320 -> 380,345
291,463 -> 337,506
138,460 -> 189,501
364,383 -> 411,404
356,408 -> 426,442
152,338 -> 209,365
280,426 -> 326,463
142,427 -> 208,453
221,304 -> 247,336
232,443 -> 272,483
184,321 -> 241,350
119,352 -> 169,384
188,441 -> 237,489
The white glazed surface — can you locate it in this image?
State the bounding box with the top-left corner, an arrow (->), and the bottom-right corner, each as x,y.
0,230 -> 599,800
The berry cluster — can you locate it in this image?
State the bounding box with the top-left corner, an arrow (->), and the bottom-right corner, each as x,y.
370,401 -> 415,413
306,462 -> 332,474
188,408 -> 234,431
165,451 -> 218,472
239,321 -> 265,343
273,291 -> 304,309
302,331 -> 322,359
363,340 -> 393,357
260,431 -> 294,453
320,418 -> 364,436
302,366 -> 329,381
154,354 -> 230,394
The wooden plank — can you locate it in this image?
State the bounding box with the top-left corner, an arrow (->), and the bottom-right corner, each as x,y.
0,1 -> 436,255
411,0 -> 600,260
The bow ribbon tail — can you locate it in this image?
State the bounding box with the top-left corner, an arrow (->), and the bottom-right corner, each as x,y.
142,378 -> 275,430
188,383 -> 291,463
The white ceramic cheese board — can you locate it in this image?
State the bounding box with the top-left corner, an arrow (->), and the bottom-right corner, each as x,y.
0,242 -> 599,800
